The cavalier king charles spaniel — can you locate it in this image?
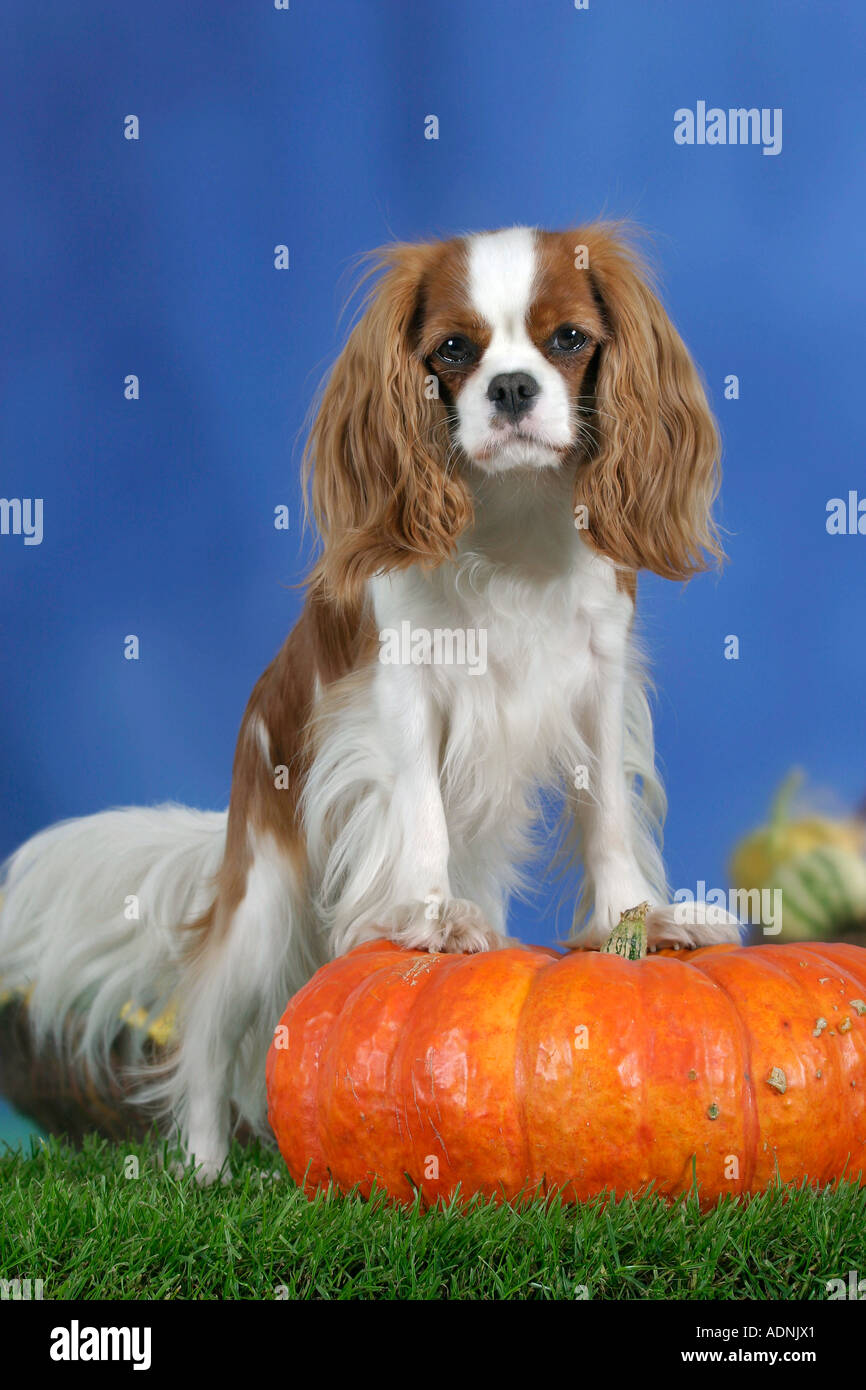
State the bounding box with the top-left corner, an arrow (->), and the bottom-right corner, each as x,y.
0,222 -> 740,1180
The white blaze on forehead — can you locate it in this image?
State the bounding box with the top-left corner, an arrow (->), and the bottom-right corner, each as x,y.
457,225 -> 572,470
466,226 -> 538,335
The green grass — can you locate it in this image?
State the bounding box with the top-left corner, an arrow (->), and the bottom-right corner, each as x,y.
1,1134 -> 865,1299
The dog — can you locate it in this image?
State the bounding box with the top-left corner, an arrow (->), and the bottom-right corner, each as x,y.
0,223 -> 740,1181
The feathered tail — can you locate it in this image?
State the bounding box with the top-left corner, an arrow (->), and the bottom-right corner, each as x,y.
0,804 -> 226,1075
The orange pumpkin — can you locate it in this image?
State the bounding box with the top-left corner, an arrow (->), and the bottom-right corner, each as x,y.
266,931 -> 866,1207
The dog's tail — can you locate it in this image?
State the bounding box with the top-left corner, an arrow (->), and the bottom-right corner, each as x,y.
0,805 -> 227,1076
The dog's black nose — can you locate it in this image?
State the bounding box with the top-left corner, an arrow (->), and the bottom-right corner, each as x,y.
486,372 -> 539,420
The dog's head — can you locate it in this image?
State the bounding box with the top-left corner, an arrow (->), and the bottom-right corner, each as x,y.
306,224 -> 722,601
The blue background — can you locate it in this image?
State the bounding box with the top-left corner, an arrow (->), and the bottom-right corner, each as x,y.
2,0 -> 864,1140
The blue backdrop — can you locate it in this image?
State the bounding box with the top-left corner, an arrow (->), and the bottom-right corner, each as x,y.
2,1 -> 864,1134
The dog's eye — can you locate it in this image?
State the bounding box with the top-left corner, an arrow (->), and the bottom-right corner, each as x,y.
435,335 -> 478,366
549,325 -> 589,353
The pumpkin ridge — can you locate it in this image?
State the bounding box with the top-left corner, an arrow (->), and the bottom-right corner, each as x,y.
513,952 -> 564,1200
689,953 -> 760,1195
774,943 -> 866,1181
413,947 -> 552,1202
698,946 -> 860,1188
770,946 -> 861,1181
387,951 -> 469,1199
311,948 -> 437,1196
313,949 -> 409,1193
635,954 -> 658,1197
626,954 -> 739,1200
270,949 -> 389,1192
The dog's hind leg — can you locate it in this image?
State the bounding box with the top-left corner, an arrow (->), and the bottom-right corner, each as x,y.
164,833 -> 316,1183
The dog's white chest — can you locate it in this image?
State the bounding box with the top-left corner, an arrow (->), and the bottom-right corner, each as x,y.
372,551 -> 628,789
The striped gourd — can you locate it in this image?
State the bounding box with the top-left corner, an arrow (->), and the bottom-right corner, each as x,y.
730,771 -> 866,942
775,845 -> 866,941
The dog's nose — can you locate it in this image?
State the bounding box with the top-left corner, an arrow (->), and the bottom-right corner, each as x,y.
486,372 -> 539,420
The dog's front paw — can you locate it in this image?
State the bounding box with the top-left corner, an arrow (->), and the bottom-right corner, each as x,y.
646,901 -> 743,952
383,895 -> 510,954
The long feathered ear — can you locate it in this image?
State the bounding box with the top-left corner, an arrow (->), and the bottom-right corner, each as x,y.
574,225 -> 724,580
303,242 -> 473,605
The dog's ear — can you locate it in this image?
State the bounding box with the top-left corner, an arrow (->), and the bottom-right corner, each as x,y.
304,242 -> 473,605
574,225 -> 724,580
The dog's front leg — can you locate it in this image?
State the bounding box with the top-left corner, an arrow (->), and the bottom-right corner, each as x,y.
572,605 -> 740,951
572,615 -> 661,948
371,663 -> 507,954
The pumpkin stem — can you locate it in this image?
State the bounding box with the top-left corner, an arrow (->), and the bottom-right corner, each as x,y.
765,768 -> 804,860
769,767 -> 803,829
601,902 -> 650,960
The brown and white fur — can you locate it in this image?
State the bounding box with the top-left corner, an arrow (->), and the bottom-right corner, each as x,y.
0,223 -> 740,1181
